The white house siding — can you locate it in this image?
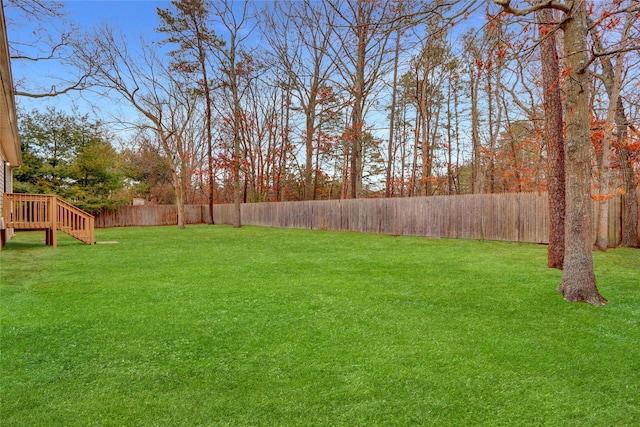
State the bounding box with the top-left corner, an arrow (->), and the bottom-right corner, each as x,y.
0,6 -> 21,248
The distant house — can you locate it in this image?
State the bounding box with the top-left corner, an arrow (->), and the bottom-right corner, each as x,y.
0,5 -> 22,248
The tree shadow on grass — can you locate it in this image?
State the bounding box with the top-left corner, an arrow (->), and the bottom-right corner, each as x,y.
2,233 -> 87,251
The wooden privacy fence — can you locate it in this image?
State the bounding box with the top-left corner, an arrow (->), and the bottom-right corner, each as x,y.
96,192 -> 632,246
95,205 -> 207,228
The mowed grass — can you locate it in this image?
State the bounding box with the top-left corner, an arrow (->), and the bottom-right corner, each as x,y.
1,225 -> 639,426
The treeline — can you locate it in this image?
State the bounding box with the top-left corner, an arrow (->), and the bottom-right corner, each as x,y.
10,0 -> 640,232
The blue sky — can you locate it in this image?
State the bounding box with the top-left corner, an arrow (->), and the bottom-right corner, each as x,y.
62,0 -> 171,31
6,1 -> 174,123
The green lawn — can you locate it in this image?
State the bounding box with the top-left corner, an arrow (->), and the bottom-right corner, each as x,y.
1,225 -> 639,426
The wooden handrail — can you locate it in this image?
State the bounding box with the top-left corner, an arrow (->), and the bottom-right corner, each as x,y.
2,193 -> 95,247
2,193 -> 54,228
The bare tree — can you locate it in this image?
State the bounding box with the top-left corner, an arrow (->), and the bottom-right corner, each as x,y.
463,32 -> 484,194
326,0 -> 394,198
73,26 -> 200,228
386,24 -> 403,198
157,0 -> 223,225
412,26 -> 447,196
5,0 -> 90,98
384,0 -> 415,198
260,0 -> 339,200
209,0 -> 255,228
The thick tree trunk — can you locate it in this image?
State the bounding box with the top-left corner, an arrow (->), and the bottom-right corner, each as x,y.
557,2 -> 607,306
537,8 -> 565,269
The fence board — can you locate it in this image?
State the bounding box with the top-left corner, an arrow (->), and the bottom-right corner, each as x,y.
95,192 -> 637,247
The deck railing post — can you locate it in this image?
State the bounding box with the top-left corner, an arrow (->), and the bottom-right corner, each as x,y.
89,215 -> 95,244
50,195 -> 57,248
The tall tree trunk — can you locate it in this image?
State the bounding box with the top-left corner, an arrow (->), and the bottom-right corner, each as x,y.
616,2 -> 639,249
386,29 -> 401,198
419,76 -> 430,197
470,67 -> 482,194
427,97 -> 441,195
454,77 -> 461,194
350,20 -> 366,199
486,73 -> 496,193
304,102 -> 316,200
279,82 -> 291,202
594,68 -> 622,251
314,124 -> 321,200
446,78 -> 454,195
594,7 -> 632,250
588,15 -> 638,248
230,42 -> 242,228
157,1 -> 217,224
557,2 -> 607,306
619,134 -> 639,247
537,7 -> 565,269
199,38 -> 215,225
410,104 -> 420,197
400,103 -> 408,196
205,102 -> 215,223
485,63 -> 503,194
501,97 -> 522,192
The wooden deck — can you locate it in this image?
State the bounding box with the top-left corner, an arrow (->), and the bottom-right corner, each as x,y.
2,193 -> 95,248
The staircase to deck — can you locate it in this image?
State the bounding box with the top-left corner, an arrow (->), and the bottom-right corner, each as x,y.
2,193 -> 95,248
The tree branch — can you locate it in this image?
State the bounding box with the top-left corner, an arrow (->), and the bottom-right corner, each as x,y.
494,0 -> 571,15
14,76 -> 88,98
592,45 -> 640,59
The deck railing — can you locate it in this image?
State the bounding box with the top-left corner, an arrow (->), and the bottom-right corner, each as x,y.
2,193 -> 94,247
